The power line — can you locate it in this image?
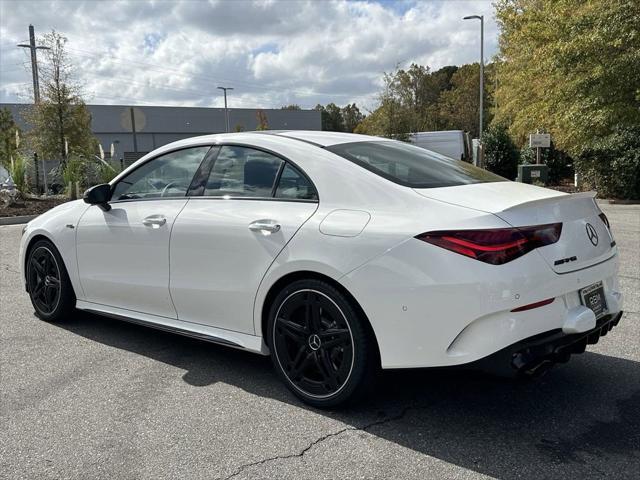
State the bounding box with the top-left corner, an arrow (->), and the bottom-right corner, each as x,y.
0,68 -> 28,76
78,71 -> 219,98
4,42 -> 358,107
66,46 -> 273,91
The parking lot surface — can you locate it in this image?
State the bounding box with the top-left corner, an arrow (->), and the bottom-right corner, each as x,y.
1,203 -> 638,479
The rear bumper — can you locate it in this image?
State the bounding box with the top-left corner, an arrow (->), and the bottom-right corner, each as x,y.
342,237 -> 622,369
475,311 -> 624,376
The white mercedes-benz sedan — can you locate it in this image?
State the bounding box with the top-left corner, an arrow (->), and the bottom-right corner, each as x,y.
20,131 -> 623,407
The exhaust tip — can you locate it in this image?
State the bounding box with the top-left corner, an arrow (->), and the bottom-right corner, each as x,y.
520,359 -> 555,378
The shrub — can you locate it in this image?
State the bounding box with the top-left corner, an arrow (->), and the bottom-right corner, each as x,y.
62,156 -> 88,198
482,123 -> 519,179
9,154 -> 31,194
96,161 -> 120,184
576,126 -> 640,200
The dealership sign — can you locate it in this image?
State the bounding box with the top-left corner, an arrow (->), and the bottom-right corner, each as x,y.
529,133 -> 551,148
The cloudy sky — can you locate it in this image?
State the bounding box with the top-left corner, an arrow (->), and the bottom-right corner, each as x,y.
0,0 -> 498,111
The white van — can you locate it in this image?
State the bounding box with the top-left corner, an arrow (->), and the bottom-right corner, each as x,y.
409,130 -> 473,162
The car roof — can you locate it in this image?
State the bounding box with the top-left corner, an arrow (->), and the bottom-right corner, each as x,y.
114,130 -> 396,185
270,130 -> 389,147
148,131 -> 390,155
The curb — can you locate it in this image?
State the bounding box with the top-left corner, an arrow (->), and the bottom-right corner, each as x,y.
0,215 -> 38,226
598,199 -> 640,205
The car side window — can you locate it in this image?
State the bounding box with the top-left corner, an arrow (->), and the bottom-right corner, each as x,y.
112,146 -> 210,201
203,146 -> 283,197
275,164 -> 318,201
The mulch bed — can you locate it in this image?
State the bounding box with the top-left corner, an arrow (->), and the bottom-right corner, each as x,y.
0,196 -> 69,218
547,178 -> 579,194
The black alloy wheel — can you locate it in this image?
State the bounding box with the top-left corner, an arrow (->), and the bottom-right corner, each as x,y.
27,240 -> 75,322
269,279 -> 376,408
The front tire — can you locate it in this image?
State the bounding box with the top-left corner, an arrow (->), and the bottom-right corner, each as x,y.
26,239 -> 75,322
268,279 -> 376,408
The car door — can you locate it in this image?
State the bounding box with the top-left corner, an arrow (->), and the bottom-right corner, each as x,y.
170,145 -> 318,334
76,146 -> 211,318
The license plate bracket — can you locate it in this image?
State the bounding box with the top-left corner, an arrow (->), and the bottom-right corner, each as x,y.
580,281 -> 608,319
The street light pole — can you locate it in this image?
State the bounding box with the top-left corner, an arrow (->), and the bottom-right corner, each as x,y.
17,24 -> 50,103
463,15 -> 484,141
217,86 -> 234,133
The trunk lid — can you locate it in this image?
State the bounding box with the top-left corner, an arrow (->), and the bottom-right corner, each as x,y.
414,182 -> 615,273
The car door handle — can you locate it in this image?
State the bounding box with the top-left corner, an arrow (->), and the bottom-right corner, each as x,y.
142,215 -> 167,228
249,220 -> 281,234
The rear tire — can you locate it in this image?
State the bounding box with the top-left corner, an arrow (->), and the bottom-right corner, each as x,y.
26,239 -> 75,322
267,279 -> 376,408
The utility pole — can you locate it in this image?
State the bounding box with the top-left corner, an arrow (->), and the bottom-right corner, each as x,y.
17,25 -> 49,103
18,25 -> 50,194
217,86 -> 234,133
463,15 -> 484,141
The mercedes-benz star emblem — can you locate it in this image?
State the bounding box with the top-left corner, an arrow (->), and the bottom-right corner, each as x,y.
585,223 -> 599,246
308,334 -> 322,351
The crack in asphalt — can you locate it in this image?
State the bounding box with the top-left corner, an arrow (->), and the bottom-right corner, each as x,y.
218,405 -> 422,480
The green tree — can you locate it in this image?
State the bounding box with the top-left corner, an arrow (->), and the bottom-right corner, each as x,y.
25,30 -> 97,165
431,65 -> 459,93
353,105 -> 388,137
341,103 -> 364,132
314,103 -> 341,131
313,104 -> 325,125
280,104 -> 302,110
438,63 -> 494,138
0,108 -> 20,170
324,103 -> 346,131
482,123 -> 519,179
382,64 -> 467,132
388,64 -> 434,131
354,63 -> 482,139
314,103 -> 365,132
494,0 -> 640,156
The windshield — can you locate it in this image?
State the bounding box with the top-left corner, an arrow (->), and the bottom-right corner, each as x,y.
326,141 -> 506,188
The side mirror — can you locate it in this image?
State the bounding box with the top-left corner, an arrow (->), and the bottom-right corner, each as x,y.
83,183 -> 112,211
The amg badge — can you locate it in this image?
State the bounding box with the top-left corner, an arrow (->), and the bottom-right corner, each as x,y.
554,256 -> 577,266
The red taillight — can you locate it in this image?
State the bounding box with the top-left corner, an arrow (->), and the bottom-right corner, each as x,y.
511,298 -> 555,312
415,223 -> 562,265
599,212 -> 610,229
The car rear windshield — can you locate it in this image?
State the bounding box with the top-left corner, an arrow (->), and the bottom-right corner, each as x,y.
326,141 -> 505,188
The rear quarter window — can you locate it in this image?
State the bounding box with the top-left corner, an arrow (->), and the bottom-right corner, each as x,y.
326,141 -> 505,188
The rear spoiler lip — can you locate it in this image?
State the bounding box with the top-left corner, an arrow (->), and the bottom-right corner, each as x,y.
499,191 -> 597,214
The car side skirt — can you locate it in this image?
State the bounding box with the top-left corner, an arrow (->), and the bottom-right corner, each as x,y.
76,300 -> 269,355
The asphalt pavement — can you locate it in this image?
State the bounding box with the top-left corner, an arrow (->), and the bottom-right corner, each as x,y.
1,203 -> 638,479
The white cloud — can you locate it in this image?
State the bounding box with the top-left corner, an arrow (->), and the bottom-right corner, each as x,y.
0,0 -> 498,109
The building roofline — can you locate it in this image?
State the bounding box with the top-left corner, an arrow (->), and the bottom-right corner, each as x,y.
0,102 -> 319,113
